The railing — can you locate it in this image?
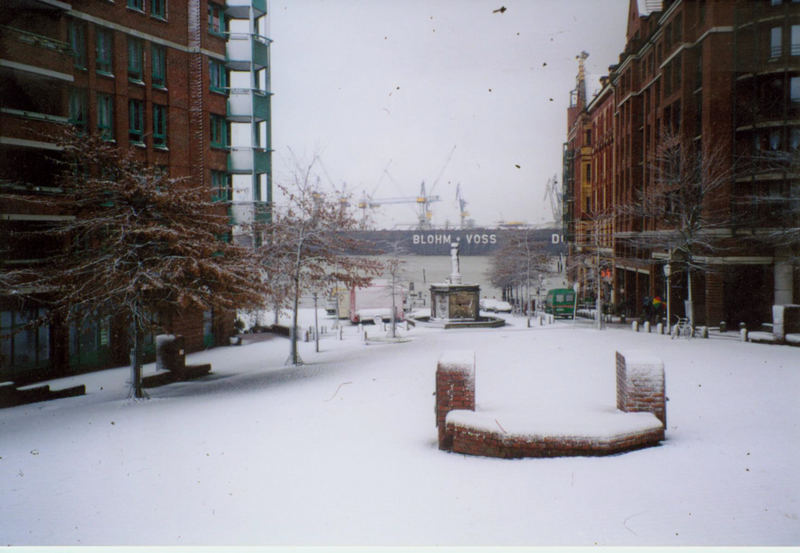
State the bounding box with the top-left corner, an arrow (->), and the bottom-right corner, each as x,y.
0,24 -> 71,55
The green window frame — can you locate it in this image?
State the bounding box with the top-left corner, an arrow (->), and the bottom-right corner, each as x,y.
97,93 -> 114,140
127,36 -> 144,82
96,28 -> 113,75
210,114 -> 228,148
69,88 -> 88,132
208,3 -> 226,35
127,0 -> 144,11
211,170 -> 230,202
151,0 -> 166,19
128,99 -> 144,144
209,59 -> 227,93
69,19 -> 87,69
151,44 -> 166,88
153,104 -> 167,148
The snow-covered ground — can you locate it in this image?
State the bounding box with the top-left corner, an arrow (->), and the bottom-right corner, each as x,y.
1,309 -> 799,546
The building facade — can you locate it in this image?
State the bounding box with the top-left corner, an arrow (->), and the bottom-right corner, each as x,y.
0,0 -> 272,382
563,0 -> 799,327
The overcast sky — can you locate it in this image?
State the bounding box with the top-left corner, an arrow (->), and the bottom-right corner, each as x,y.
268,0 -> 628,229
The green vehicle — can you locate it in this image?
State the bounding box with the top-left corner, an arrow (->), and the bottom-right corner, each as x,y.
545,288 -> 575,318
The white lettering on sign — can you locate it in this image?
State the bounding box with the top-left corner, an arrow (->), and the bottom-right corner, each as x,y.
413,234 -> 451,245
465,233 -> 497,245
551,233 -> 563,244
412,233 -> 497,247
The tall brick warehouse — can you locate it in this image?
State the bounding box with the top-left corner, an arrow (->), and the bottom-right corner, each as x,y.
0,0 -> 272,382
563,0 -> 799,328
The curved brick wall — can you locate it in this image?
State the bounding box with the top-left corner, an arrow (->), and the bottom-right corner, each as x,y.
435,349 -> 666,458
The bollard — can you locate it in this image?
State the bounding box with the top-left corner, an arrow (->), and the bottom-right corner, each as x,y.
701,326 -> 709,339
656,322 -> 663,335
719,321 -> 727,333
632,321 -> 639,332
740,328 -> 748,342
643,321 -> 650,333
338,326 -> 343,340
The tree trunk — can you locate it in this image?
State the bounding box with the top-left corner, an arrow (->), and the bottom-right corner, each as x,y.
290,275 -> 300,365
130,305 -> 145,398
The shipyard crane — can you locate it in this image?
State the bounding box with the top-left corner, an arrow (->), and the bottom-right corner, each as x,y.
357,181 -> 441,230
455,183 -> 473,229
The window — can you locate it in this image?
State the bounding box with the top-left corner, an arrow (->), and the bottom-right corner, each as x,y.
153,104 -> 167,148
210,114 -> 228,148
69,19 -> 87,69
128,99 -> 144,144
211,171 -> 230,202
1,309 -> 50,372
791,128 -> 800,150
151,44 -> 166,87
69,88 -> 88,132
209,59 -> 227,93
97,93 -> 114,140
151,0 -> 166,19
208,3 -> 226,35
792,25 -> 800,56
96,28 -> 113,75
792,77 -> 800,103
771,26 -> 782,58
127,37 -> 143,82
127,0 -> 144,11
769,129 -> 782,151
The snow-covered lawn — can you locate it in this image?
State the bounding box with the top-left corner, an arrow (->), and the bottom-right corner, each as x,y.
1,311 -> 798,546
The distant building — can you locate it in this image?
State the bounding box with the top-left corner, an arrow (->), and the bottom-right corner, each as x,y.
0,0 -> 272,381
563,0 -> 798,327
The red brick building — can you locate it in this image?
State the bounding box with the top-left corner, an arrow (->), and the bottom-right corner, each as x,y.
563,0 -> 799,328
1,0 -> 271,382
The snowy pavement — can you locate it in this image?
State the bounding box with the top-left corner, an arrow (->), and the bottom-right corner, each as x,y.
0,310 -> 798,546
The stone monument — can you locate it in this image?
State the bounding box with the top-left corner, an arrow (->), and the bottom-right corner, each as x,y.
430,239 -> 481,322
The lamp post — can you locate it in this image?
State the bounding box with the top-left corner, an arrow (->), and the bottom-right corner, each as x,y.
572,281 -> 580,324
663,263 -> 671,330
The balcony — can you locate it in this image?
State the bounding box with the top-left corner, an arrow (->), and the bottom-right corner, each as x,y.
5,0 -> 71,9
0,25 -> 73,82
226,33 -> 269,71
225,0 -> 267,19
227,88 -> 270,122
228,146 -> 270,174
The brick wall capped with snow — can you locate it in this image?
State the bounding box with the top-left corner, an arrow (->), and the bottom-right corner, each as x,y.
616,349 -> 666,427
436,350 -> 666,458
435,350 -> 475,450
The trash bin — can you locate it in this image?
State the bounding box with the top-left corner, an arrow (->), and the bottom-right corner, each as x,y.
156,334 -> 185,373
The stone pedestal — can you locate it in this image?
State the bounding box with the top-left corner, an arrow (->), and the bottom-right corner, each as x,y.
430,284 -> 480,321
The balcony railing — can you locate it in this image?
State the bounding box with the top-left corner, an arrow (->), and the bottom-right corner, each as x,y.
225,0 -> 267,19
228,147 -> 270,174
227,88 -> 270,122
226,32 -> 269,71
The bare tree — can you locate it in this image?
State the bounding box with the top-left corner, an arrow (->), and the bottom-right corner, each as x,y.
570,207 -> 615,329
488,228 -> 554,321
617,132 -> 732,327
256,163 -> 381,365
1,130 -> 265,397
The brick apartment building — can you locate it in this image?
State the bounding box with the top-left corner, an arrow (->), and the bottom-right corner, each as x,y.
563,0 -> 799,327
0,0 -> 272,382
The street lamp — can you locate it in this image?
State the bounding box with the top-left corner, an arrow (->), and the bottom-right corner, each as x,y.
572,281 -> 580,323
663,263 -> 671,330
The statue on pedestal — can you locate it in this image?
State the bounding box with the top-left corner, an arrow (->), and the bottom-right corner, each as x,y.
449,239 -> 462,285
